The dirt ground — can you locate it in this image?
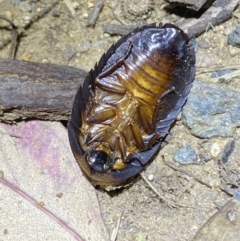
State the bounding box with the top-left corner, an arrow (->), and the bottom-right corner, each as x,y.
1,1 -> 240,241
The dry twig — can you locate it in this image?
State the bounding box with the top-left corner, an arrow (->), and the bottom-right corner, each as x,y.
0,15 -> 18,58
111,211 -> 123,241
87,0 -> 104,27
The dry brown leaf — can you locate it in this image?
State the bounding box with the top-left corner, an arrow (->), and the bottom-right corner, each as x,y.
0,121 -> 110,241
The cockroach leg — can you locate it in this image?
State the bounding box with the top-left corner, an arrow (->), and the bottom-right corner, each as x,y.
144,132 -> 161,150
130,123 -> 145,150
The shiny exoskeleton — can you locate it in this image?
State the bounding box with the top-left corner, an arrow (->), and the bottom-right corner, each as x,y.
68,23 -> 196,186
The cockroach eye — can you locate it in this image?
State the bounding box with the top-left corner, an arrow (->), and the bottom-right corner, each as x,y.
86,150 -> 110,173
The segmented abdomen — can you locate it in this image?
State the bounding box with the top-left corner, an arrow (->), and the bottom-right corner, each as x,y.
114,46 -> 178,134
80,37 -> 189,165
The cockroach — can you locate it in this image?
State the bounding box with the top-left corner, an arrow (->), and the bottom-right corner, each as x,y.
68,23 -> 196,186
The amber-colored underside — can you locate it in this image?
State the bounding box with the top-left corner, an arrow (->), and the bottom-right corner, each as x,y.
79,44 -> 182,170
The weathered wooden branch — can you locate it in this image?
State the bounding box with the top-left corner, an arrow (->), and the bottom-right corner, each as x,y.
102,0 -> 239,38
178,0 -> 239,38
164,0 -> 211,11
0,58 -> 87,122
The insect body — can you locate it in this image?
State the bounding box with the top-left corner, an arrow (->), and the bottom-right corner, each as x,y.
68,23 -> 196,185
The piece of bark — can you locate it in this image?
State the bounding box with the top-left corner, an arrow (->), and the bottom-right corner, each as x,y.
164,0 -> 212,11
0,58 -> 87,122
177,0 -> 239,38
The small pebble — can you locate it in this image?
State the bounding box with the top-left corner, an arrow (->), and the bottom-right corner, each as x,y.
19,1 -> 32,12
41,168 -> 49,175
12,0 -> 21,5
196,50 -> 212,67
199,153 -> 211,162
203,160 -> 214,173
164,143 -> 178,155
22,55 -> 31,61
227,210 -> 236,222
83,13 -> 89,18
42,59 -> 49,63
227,27 -> 240,47
31,3 -> 37,11
23,13 -> 33,21
224,26 -> 235,36
220,139 -> 235,164
51,9 -> 61,17
63,45 -> 77,61
88,2 -> 94,8
13,19 -> 19,27
56,192 -> 63,198
79,41 -> 91,53
72,1 -> 79,9
173,145 -> 197,165
228,45 -> 240,56
189,189 -> 196,197
148,174 -> 154,181
210,140 -> 225,157
210,69 -> 231,78
234,188 -> 240,200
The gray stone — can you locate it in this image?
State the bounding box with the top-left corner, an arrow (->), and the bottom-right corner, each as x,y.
62,45 -> 76,61
79,41 -> 91,53
182,80 -> 240,138
173,145 -> 197,164
19,1 -> 32,12
228,27 -> 240,47
12,0 -> 21,5
234,188 -> 240,200
51,9 -> 61,17
220,139 -> 236,164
